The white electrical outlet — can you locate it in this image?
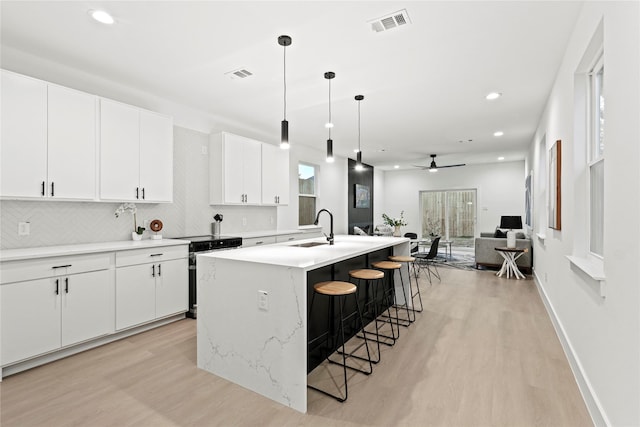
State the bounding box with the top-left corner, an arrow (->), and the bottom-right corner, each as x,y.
201,145 -> 208,155
18,222 -> 30,236
258,290 -> 268,311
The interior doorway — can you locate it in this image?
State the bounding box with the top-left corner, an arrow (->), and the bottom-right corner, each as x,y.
419,189 -> 477,247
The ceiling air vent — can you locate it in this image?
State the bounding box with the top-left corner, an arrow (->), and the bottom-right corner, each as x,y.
368,9 -> 411,33
225,68 -> 253,80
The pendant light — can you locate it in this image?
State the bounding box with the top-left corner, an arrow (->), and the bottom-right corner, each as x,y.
278,35 -> 292,149
324,71 -> 335,163
355,95 -> 364,171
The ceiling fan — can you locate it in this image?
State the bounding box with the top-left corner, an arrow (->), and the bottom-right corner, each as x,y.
414,154 -> 466,172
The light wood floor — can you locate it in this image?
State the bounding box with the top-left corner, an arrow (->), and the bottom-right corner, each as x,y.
0,267 -> 592,426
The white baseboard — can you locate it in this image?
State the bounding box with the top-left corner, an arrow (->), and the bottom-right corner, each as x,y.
532,268 -> 609,427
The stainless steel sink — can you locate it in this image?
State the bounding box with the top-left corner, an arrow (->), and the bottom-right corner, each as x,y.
289,241 -> 328,248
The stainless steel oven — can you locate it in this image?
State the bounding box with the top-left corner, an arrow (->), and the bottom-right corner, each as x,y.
179,235 -> 243,318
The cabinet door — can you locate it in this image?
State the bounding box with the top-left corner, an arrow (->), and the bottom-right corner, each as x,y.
115,264 -> 156,330
61,270 -> 113,347
222,133 -> 246,204
48,85 -> 97,200
139,110 -> 173,202
155,258 -> 188,318
242,137 -> 262,204
100,99 -> 140,201
0,70 -> 47,198
1,278 -> 61,365
261,143 -> 289,205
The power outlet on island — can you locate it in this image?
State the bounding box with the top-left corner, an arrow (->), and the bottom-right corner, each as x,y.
258,290 -> 269,311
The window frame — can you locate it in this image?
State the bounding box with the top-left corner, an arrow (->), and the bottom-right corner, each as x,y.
587,50 -> 604,259
298,162 -> 317,226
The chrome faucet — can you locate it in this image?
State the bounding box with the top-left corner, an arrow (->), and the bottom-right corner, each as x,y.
313,209 -> 334,245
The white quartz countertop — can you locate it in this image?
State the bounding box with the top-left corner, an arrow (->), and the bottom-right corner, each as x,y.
0,238 -> 190,262
199,234 -> 408,270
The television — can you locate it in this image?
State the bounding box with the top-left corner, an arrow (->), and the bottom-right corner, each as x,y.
499,216 -> 523,230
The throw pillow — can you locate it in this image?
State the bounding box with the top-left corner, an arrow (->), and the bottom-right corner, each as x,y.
494,229 -> 507,238
515,232 -> 526,239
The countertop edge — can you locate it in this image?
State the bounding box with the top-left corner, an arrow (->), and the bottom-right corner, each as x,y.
0,239 -> 191,262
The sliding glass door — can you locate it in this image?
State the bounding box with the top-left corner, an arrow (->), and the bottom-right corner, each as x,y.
420,189 -> 476,247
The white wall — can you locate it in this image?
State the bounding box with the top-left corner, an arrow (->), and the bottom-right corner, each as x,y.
381,161 -> 525,237
277,143 -> 349,235
526,2 -> 640,426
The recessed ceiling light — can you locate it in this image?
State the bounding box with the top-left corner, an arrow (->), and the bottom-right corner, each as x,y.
498,156 -> 505,161
485,92 -> 502,100
90,10 -> 115,25
493,131 -> 504,137
394,165 -> 399,169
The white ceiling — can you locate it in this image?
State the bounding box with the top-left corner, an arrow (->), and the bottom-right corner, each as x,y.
1,1 -> 583,170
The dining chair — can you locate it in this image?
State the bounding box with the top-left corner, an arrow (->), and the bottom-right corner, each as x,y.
414,236 -> 441,284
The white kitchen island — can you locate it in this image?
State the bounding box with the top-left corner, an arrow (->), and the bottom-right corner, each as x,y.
196,234 -> 410,413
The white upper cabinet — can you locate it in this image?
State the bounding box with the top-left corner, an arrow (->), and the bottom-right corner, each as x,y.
261,142 -> 290,206
47,84 -> 97,200
1,70 -> 97,200
1,71 -> 48,198
100,99 -> 173,203
210,132 -> 262,205
140,110 -> 174,203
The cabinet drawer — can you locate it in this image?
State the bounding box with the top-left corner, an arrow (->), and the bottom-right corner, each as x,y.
275,233 -> 302,243
242,236 -> 277,247
1,253 -> 112,284
116,245 -> 187,267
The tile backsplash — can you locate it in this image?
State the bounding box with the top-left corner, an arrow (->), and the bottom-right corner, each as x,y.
0,126 -> 276,250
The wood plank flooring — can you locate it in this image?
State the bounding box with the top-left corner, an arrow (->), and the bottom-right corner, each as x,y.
0,267 -> 592,426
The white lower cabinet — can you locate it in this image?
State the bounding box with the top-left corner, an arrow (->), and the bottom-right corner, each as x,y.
115,247 -> 188,330
1,268 -> 112,366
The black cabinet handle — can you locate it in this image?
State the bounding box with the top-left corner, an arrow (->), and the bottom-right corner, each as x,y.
136,187 -> 139,199
158,264 -> 162,276
55,279 -> 59,295
41,181 -> 45,196
52,264 -> 72,269
152,264 -> 155,277
150,253 -> 163,257
142,187 -> 145,200
51,182 -> 55,197
65,277 -> 69,293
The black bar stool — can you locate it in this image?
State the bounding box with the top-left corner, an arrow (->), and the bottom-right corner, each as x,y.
348,268 -> 390,362
371,260 -> 407,337
389,255 -> 423,319
307,280 -> 373,402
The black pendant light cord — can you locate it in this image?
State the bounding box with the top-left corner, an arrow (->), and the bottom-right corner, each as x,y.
283,44 -> 287,121
328,77 -> 332,139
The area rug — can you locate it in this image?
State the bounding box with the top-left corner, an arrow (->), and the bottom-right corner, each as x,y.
432,248 -> 478,271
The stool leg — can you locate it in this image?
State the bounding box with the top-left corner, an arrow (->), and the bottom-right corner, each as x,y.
332,290 -> 374,374
353,278 -> 381,363
405,261 -> 423,315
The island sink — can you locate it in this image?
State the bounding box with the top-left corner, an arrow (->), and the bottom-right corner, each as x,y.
289,241 -> 328,248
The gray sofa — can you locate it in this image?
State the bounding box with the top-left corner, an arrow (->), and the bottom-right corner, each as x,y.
474,232 -> 532,271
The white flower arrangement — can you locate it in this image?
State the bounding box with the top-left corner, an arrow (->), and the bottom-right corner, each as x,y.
115,203 -> 145,234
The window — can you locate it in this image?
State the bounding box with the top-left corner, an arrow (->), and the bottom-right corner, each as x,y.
298,163 -> 316,226
589,53 -> 604,256
420,189 -> 476,247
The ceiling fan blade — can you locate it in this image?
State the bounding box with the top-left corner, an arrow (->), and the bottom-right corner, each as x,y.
437,163 -> 466,168
412,165 -> 430,169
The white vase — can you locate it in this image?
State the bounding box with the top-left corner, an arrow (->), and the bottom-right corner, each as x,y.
131,232 -> 143,241
506,230 -> 516,248
393,226 -> 402,237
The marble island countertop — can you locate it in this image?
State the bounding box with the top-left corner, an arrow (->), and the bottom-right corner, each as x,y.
199,234 -> 408,269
